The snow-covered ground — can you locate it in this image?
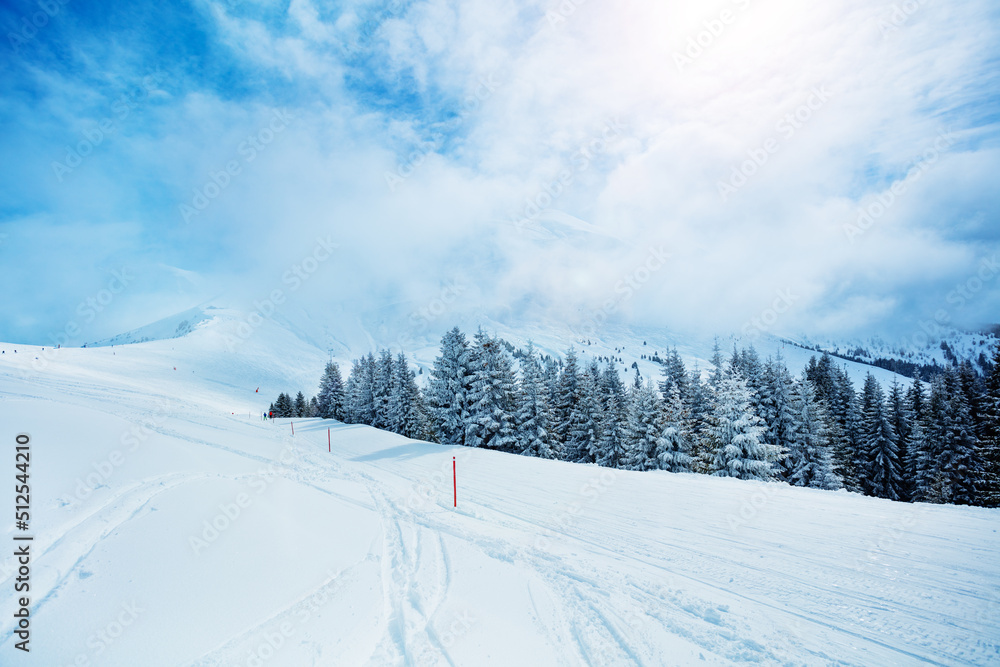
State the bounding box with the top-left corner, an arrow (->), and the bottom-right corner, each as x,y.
1,319 -> 999,666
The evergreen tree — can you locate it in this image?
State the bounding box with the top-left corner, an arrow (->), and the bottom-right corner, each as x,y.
342,359 -> 364,423
886,379 -> 912,500
307,396 -> 319,417
274,392 -> 293,418
942,368 -> 980,505
624,381 -> 661,471
355,353 -> 376,425
686,366 -> 711,451
294,391 -> 307,418
315,361 -> 345,420
569,360 -> 603,463
371,349 -> 394,430
785,379 -> 839,489
917,376 -> 953,503
659,348 -> 689,404
393,352 -> 432,441
553,348 -> 582,459
387,352 -> 407,434
595,362 -> 627,468
427,327 -> 472,447
515,343 -> 555,458
978,343 -> 1000,507
656,384 -> 692,472
761,355 -> 795,479
860,374 -> 902,500
708,336 -> 725,390
465,330 -> 518,451
710,370 -> 781,480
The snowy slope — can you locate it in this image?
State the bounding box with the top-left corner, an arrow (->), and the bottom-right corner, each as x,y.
1,321 -> 999,665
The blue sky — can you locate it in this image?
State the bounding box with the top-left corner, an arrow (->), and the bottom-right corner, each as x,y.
2,0 -> 999,346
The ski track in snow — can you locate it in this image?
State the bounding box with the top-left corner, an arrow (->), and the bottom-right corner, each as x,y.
2,344 -> 999,666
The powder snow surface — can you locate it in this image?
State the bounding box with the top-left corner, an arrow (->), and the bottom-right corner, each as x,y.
0,329 -> 998,666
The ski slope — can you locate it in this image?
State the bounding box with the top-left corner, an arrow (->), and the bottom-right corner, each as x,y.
1,326 -> 999,666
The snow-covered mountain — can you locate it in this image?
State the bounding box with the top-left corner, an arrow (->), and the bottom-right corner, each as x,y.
69,299 -> 967,405
1,307 -> 998,666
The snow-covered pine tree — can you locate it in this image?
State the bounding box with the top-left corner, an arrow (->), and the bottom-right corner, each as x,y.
655,384 -> 692,472
917,375 -> 952,503
595,362 -> 627,468
553,347 -> 582,458
709,336 -> 724,391
685,365 -> 710,456
978,343 -> 1000,507
942,367 -> 980,505
860,374 -> 902,500
709,370 -> 780,481
356,353 -> 376,425
274,392 -> 293,418
393,352 -> 432,441
315,361 -> 345,420
567,360 -> 602,463
514,343 -> 555,459
293,391 -> 307,418
659,348 -> 689,404
371,349 -> 394,430
784,378 -> 839,489
904,377 -> 928,498
465,330 -> 518,451
386,352 -> 407,434
886,379 -> 912,500
308,396 -> 319,417
761,355 -> 795,480
427,327 -> 472,447
624,380 -> 661,471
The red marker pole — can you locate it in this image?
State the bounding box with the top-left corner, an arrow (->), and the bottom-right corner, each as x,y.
328,428 -> 331,452
291,421 -> 294,435
453,456 -> 457,508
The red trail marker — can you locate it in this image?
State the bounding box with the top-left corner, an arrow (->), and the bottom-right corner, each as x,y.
291,421 -> 294,435
328,428 -> 331,452
453,456 -> 457,508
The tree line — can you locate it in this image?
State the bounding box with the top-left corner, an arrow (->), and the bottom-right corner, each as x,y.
273,327 -> 1000,507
